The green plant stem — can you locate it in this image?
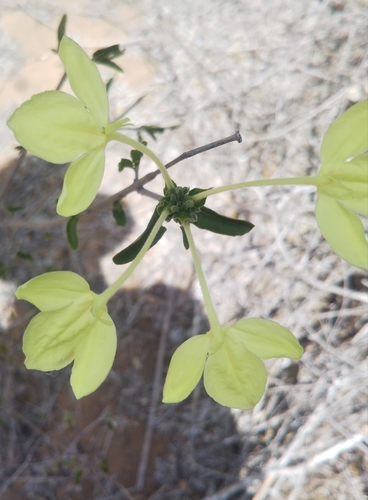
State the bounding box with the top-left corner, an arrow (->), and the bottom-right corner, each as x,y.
191,175 -> 321,201
182,221 -> 223,343
93,209 -> 169,312
110,131 -> 174,190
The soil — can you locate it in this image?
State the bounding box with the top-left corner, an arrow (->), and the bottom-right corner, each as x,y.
0,2 -> 367,499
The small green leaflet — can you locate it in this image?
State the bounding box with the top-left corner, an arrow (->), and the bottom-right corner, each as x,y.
57,14 -> 67,46
0,262 -> 8,279
113,208 -> 166,265
118,158 -> 133,171
92,45 -> 125,73
138,125 -> 179,141
130,149 -> 144,168
66,215 -> 79,250
106,77 -> 114,93
112,201 -> 127,227
4,205 -> 24,214
139,126 -> 166,141
118,145 -> 146,171
99,459 -> 109,473
180,226 -> 189,250
74,469 -> 83,486
16,251 -> 33,262
195,206 -> 254,236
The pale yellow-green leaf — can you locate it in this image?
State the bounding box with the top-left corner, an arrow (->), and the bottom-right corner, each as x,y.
163,334 -> 209,403
23,304 -> 93,371
323,179 -> 368,202
326,154 -> 368,183
71,311 -> 117,399
329,155 -> 368,216
15,271 -> 91,311
229,319 -> 303,359
59,36 -> 109,125
204,335 -> 267,410
320,100 -> 368,168
315,192 -> 368,269
7,91 -> 105,163
57,147 -> 105,216
317,154 -> 368,216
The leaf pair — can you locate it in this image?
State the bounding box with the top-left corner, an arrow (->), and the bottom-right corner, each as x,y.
92,45 -> 125,73
315,101 -> 368,270
16,271 -> 117,399
118,147 -> 145,171
7,36 -> 131,217
163,319 -> 303,410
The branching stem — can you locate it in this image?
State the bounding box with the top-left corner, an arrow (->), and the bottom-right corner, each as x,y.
88,131 -> 244,212
110,132 -> 174,190
166,131 -> 242,169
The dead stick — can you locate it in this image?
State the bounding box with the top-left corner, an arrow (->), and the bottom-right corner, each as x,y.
135,290 -> 176,490
89,131 -> 243,212
1,132 -> 242,228
165,131 -> 242,169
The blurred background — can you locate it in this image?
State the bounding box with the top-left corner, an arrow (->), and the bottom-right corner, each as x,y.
0,1 -> 367,499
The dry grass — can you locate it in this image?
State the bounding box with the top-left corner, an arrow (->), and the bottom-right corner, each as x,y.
0,0 -> 367,499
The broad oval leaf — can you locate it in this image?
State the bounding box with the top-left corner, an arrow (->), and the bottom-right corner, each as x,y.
320,100 -> 368,168
57,148 -> 105,217
15,271 -> 91,311
59,36 -> 109,124
229,319 -> 303,359
315,192 -> 368,269
7,91 -> 105,164
163,334 -> 209,403
204,335 -> 267,410
195,206 -> 254,236
71,313 -> 117,399
23,303 -> 93,371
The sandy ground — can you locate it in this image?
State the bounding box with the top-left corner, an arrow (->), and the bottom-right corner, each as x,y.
0,1 -> 367,499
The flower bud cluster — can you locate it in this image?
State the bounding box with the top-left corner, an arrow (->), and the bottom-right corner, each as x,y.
157,185 -> 202,224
